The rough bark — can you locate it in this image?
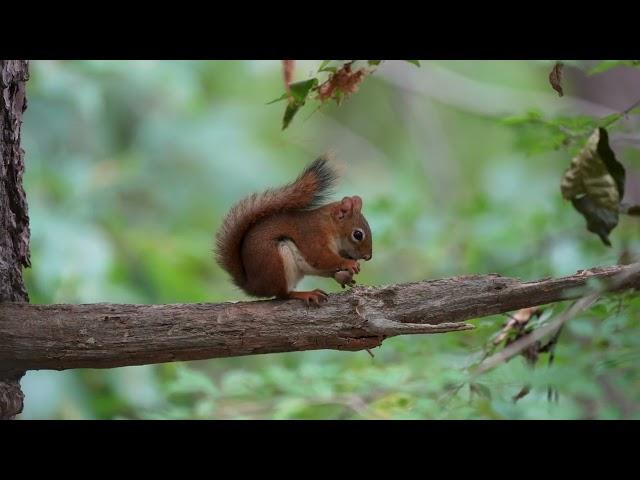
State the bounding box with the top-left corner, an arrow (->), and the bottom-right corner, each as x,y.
1,264 -> 637,372
0,60 -> 30,420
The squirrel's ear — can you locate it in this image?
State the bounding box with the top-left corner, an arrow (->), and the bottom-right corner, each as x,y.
351,195 -> 362,213
334,196 -> 353,220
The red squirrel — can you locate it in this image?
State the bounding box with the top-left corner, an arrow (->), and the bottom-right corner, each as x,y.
215,156 -> 372,305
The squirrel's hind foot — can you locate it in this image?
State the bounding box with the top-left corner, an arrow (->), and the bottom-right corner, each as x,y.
287,289 -> 329,307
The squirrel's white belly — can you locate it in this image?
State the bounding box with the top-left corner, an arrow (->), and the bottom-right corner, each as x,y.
278,239 -> 322,291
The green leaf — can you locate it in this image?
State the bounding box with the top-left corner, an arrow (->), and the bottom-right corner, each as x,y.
266,92 -> 289,105
370,392 -> 415,417
470,382 -> 492,400
368,60 -> 382,66
166,367 -> 218,398
282,101 -> 302,130
561,127 -> 626,245
600,104 -> 640,128
317,60 -> 331,72
279,78 -> 319,130
405,60 -> 421,67
598,112 -> 623,128
548,115 -> 596,130
501,110 -> 543,125
589,60 -> 640,75
289,78 -> 319,104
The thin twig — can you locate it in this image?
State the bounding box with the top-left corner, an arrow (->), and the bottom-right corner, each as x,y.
476,294 -> 599,375
600,97 -> 640,128
474,263 -> 640,376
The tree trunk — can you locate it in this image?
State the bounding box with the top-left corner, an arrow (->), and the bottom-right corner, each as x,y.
0,60 -> 30,420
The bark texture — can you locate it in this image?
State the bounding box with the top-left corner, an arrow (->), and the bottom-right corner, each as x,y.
1,264 -> 637,372
0,60 -> 30,419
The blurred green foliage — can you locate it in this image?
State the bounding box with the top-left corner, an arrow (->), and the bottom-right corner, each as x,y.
18,60 -> 640,419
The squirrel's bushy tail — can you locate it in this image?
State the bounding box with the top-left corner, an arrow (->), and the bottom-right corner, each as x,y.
215,156 -> 337,288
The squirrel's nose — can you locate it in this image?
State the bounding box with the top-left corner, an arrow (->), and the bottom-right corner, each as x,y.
363,254 -> 372,261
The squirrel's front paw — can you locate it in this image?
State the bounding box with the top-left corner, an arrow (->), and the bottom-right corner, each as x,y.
334,270 -> 356,288
338,259 -> 360,276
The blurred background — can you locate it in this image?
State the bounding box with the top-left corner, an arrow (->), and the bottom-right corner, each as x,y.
17,60 -> 640,419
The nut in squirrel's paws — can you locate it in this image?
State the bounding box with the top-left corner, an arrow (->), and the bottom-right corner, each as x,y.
334,270 -> 357,289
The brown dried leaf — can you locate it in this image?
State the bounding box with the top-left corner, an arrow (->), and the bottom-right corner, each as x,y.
561,128 -> 624,209
620,203 -> 640,216
512,385 -> 531,402
561,127 -> 626,245
571,196 -> 618,246
513,306 -> 541,323
549,62 -> 564,97
493,307 -> 541,345
316,62 -> 368,104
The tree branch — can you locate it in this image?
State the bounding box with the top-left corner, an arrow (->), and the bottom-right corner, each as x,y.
0,264 -> 638,372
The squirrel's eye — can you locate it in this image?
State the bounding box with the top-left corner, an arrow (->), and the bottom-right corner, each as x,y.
352,229 -> 364,242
